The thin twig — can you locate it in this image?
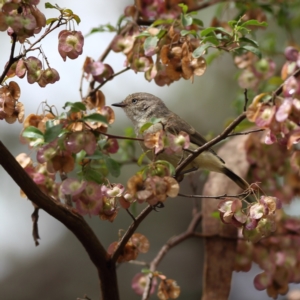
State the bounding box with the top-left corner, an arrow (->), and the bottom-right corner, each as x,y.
243,89 -> 249,111
97,130 -> 144,142
142,212 -> 202,300
227,128 -> 265,137
178,190 -> 250,199
111,205 -> 153,263
0,33 -> 18,84
90,67 -> 131,96
0,19 -> 67,84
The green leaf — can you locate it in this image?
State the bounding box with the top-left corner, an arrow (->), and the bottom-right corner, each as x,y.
151,19 -> 173,26
45,2 -> 56,9
105,157 -> 120,177
83,167 -> 104,184
241,45 -> 262,59
22,126 -> 44,140
178,3 -> 188,14
140,122 -> 153,134
193,44 -> 211,58
228,20 -> 237,28
202,35 -> 219,45
181,14 -> 193,27
46,18 -> 58,25
63,8 -> 73,14
137,150 -> 150,166
192,18 -> 204,27
85,24 -> 117,36
63,101 -> 86,112
82,113 -> 108,124
241,20 -> 267,27
72,14 -> 81,24
156,29 -> 167,39
200,27 -> 217,37
215,27 -> 231,35
136,32 -> 151,38
180,30 -> 197,37
44,123 -> 63,143
239,37 -> 259,47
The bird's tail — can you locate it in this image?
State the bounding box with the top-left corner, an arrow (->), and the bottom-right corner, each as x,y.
222,166 -> 249,191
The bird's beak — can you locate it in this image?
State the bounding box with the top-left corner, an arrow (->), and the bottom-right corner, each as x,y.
112,101 -> 126,108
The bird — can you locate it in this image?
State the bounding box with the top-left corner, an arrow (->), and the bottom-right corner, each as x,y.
112,92 -> 249,190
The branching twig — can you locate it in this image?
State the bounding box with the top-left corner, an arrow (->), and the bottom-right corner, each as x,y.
142,212 -> 202,300
0,19 -> 67,85
111,205 -> 153,263
0,141 -> 119,300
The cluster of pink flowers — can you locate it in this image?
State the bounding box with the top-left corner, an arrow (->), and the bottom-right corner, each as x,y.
218,195 -> 282,242
0,0 -> 46,43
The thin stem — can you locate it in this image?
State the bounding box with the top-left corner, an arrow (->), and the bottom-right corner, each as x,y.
175,112 -> 247,178
90,67 -> 131,96
178,190 -> 250,199
111,205 -> 153,263
0,33 -> 18,84
97,130 -> 144,142
227,129 -> 265,137
142,212 -> 202,300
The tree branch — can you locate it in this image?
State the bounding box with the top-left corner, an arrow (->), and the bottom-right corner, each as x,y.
0,141 -> 120,300
175,112 -> 247,177
111,205 -> 153,263
142,211 -> 202,300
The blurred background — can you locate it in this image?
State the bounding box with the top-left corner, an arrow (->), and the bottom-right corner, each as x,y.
0,1 -> 299,299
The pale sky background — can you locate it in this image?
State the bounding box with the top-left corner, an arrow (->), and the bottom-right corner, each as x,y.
0,1 -> 299,299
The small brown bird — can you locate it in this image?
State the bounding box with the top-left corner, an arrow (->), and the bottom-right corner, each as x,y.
112,92 -> 249,190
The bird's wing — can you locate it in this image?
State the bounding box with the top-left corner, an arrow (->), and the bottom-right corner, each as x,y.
164,113 -> 225,164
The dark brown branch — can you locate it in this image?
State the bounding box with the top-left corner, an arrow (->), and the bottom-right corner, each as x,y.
0,34 -> 21,84
31,206 -> 40,246
0,141 -> 119,300
111,205 -> 153,263
142,212 -> 202,300
243,89 -> 249,111
175,112 -> 247,177
0,19 -> 67,85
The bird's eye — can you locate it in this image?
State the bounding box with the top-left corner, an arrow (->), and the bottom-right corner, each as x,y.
132,98 -> 138,104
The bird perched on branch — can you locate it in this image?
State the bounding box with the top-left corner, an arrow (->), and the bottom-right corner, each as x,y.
112,92 -> 249,190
